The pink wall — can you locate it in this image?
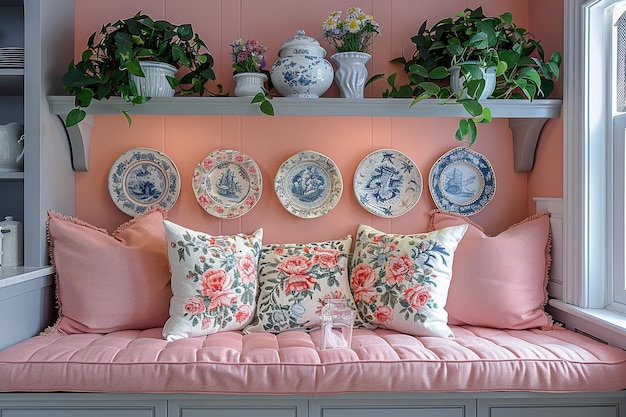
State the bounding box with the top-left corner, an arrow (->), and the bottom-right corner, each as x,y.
73,0 -> 563,241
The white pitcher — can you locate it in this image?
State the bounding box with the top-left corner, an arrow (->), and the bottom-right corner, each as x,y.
0,122 -> 25,172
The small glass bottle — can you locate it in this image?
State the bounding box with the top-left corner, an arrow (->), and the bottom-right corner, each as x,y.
320,298 -> 354,349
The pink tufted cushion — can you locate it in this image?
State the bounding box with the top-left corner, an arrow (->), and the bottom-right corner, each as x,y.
429,210 -> 554,330
1,326 -> 625,394
45,209 -> 171,334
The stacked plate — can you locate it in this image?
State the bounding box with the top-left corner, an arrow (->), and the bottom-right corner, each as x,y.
0,47 -> 24,69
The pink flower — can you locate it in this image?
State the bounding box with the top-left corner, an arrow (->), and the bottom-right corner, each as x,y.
285,273 -> 316,293
237,253 -> 257,283
202,157 -> 216,170
234,154 -> 245,163
235,304 -> 252,323
278,255 -> 311,275
313,248 -> 340,269
244,194 -> 256,207
403,285 -> 431,311
273,246 -> 285,256
351,264 -> 378,304
385,253 -> 413,285
201,269 -> 238,310
198,194 -> 210,207
201,316 -> 211,330
184,297 -> 205,315
373,305 -> 393,324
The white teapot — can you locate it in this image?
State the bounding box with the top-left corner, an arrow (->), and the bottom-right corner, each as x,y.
0,122 -> 24,172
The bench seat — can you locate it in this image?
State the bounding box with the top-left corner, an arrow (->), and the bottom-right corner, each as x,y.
1,325 -> 625,394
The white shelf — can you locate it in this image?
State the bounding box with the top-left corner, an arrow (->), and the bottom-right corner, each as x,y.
47,96 -> 562,172
0,265 -> 54,289
0,172 -> 24,180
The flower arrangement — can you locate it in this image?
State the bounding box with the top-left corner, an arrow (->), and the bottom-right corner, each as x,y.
230,39 -> 268,73
322,7 -> 380,53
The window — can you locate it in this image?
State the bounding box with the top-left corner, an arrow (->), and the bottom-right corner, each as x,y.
563,0 -> 626,320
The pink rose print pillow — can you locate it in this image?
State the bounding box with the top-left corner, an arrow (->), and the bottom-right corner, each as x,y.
245,236 -> 361,333
350,224 -> 467,338
162,220 -> 263,341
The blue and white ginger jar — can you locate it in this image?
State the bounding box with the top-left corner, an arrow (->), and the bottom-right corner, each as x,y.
270,30 -> 333,98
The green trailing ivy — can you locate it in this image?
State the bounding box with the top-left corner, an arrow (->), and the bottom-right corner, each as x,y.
367,7 -> 561,146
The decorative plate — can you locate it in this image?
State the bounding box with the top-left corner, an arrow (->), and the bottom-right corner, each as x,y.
429,147 -> 496,216
108,147 -> 180,216
275,151 -> 343,218
192,148 -> 262,219
353,149 -> 422,217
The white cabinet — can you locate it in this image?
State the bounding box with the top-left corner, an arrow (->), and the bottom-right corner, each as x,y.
0,0 -> 25,239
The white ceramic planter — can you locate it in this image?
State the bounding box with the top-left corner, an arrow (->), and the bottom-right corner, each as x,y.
233,72 -> 268,97
448,61 -> 496,100
130,61 -> 178,97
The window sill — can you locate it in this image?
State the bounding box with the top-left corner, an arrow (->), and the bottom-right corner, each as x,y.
547,299 -> 626,350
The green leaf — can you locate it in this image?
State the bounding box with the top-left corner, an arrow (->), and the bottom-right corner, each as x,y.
418,82 -> 440,96
66,108 -> 86,127
365,73 -> 386,87
428,66 -> 450,79
519,67 -> 542,88
408,64 -> 428,77
458,99 -> 483,117
496,61 -> 507,77
467,119 -> 478,146
455,119 -> 468,141
176,24 -> 194,41
125,58 -> 144,77
446,44 -> 464,56
259,100 -> 274,116
75,88 -> 94,107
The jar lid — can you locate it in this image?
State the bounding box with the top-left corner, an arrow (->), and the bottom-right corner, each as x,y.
278,29 -> 327,58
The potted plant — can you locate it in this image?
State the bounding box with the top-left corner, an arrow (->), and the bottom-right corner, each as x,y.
322,7 -> 380,98
230,38 -> 274,115
367,7 -> 561,145
62,12 -> 223,127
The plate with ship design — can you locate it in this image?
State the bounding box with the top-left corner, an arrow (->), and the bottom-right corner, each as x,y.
275,150 -> 343,218
108,147 -> 180,216
429,147 -> 496,216
193,148 -> 262,219
353,149 -> 422,217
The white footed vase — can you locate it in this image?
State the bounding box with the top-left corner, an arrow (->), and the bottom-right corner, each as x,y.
233,72 -> 268,97
130,61 -> 177,97
331,52 -> 371,98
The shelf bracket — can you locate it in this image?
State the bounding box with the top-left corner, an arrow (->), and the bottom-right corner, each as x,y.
508,117 -> 549,173
60,115 -> 93,171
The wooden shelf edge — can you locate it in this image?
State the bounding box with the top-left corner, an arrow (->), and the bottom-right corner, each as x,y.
47,96 -> 562,172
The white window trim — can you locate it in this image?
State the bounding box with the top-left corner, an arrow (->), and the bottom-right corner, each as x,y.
560,0 -> 626,347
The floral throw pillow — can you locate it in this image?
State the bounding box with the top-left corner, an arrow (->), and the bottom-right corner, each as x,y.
162,220 -> 263,341
245,236 -> 359,333
350,224 -> 467,338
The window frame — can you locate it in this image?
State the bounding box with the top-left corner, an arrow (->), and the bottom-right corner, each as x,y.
563,0 -> 626,318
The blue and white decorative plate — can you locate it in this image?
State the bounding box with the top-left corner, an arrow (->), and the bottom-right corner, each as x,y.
353,149 -> 422,217
429,147 -> 496,216
108,147 -> 180,216
275,151 -> 343,218
192,148 -> 262,219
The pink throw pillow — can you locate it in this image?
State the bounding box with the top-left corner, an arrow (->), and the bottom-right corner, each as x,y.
429,210 -> 555,330
45,208 -> 172,334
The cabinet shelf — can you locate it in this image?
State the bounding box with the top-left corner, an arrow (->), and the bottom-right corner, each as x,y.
47,96 -> 562,172
0,69 -> 24,96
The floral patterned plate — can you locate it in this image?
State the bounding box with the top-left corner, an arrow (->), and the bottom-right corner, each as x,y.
353,149 -> 422,217
108,147 -> 180,216
428,147 -> 496,216
275,150 -> 343,218
192,148 -> 262,219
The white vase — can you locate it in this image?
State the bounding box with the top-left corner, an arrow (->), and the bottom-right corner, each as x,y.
448,61 -> 497,100
233,72 -> 268,97
330,52 -> 371,99
130,61 -> 177,97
